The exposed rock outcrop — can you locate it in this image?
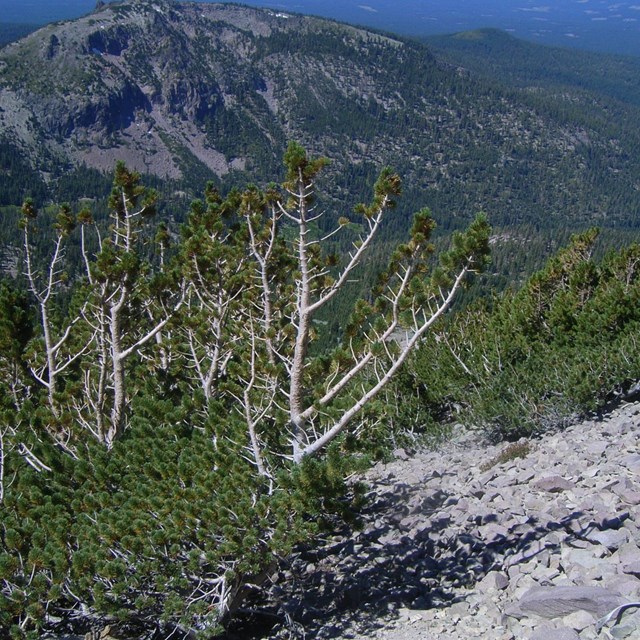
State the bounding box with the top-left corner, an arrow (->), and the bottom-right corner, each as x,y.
247,401 -> 640,640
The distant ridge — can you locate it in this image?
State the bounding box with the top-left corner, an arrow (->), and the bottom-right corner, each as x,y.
426,28 -> 640,107
1,1 -> 640,239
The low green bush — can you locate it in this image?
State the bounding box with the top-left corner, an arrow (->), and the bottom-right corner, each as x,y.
409,229 -> 640,440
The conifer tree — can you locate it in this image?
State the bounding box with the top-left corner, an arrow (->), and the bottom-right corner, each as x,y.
179,185 -> 249,402
0,284 -> 34,504
2,146 -> 491,637
179,142 -> 491,471
19,200 -> 90,449
75,162 -> 185,446
407,227 -> 640,439
0,283 -> 33,412
275,144 -> 490,462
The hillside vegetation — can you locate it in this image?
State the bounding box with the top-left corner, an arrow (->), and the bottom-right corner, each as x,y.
2,7 -> 640,639
405,228 -> 640,440
426,28 -> 640,108
0,145 -> 495,638
1,136 -> 640,638
1,1 -> 640,239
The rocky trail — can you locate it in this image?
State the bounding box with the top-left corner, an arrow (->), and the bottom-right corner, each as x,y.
234,400 -> 640,640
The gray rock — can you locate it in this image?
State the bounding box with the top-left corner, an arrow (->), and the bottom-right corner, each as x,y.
517,468 -> 537,483
609,607 -> 640,639
616,542 -> 640,576
585,528 -> 629,550
259,402 -> 640,640
605,574 -> 640,598
517,585 -> 626,619
490,474 -> 517,489
506,539 -> 552,567
597,511 -> 631,530
532,475 -> 575,493
617,489 -> 640,506
529,626 -> 580,640
477,570 -> 509,592
477,522 -> 509,541
561,609 -> 595,631
585,441 -> 608,457
560,547 -> 607,571
617,542 -> 640,561
621,453 -> 640,473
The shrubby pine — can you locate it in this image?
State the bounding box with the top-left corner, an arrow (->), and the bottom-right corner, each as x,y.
408,228 -> 640,439
2,143 -> 640,638
0,144 -> 490,637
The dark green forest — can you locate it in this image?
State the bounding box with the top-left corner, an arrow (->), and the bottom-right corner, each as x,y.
425,28 -> 640,108
3,6 -> 640,264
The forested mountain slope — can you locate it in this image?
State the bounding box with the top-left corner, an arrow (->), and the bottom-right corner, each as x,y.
1,0 -> 640,242
3,6 -> 640,638
426,28 -> 640,108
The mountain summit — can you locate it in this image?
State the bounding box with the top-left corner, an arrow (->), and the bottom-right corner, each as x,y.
2,0 -> 443,188
1,0 -> 334,180
1,0 -> 640,233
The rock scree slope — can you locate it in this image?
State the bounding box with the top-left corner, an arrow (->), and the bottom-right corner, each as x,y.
246,401 -> 640,640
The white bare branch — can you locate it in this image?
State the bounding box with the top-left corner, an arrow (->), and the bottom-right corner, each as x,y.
295,264 -> 471,461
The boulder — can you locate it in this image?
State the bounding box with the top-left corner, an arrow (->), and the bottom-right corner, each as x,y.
529,627 -> 580,640
532,475 -> 575,493
616,542 -> 640,576
516,585 -> 626,619
585,528 -> 629,550
477,570 -> 509,593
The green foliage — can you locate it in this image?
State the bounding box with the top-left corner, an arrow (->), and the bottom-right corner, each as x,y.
426,28 -> 640,109
283,141 -> 330,188
408,229 -> 640,440
0,399 -> 363,638
108,161 -> 158,219
479,441 -> 532,472
0,141 -> 48,206
0,147 -> 490,636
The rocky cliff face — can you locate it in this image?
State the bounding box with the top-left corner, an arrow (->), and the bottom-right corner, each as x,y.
3,0 -> 438,184
0,0 -> 294,180
2,0 -> 640,234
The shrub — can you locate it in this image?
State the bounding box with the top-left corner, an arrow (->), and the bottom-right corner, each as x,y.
409,229 -> 640,440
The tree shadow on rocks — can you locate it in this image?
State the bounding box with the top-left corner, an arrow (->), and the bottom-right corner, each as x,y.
222,475 -> 609,640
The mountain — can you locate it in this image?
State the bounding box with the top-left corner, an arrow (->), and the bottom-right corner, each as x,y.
425,28 -> 640,108
230,0 -> 640,58
5,0 -> 640,57
1,0 -> 640,243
